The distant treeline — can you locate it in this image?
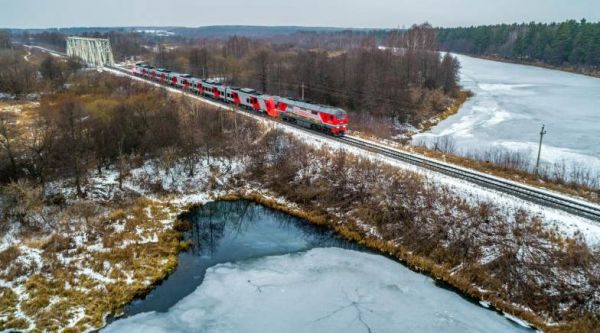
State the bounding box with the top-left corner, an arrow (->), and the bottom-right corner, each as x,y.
437,19 -> 600,70
8,25 -> 379,39
0,31 -> 10,49
152,25 -> 460,125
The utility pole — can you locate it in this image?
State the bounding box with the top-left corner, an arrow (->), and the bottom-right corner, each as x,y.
535,124 -> 547,175
301,82 -> 305,100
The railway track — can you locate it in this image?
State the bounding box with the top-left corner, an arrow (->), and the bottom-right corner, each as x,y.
338,136 -> 600,221
27,55 -> 592,222
107,65 -> 600,221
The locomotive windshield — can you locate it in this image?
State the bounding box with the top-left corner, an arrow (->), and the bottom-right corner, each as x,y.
336,111 -> 347,119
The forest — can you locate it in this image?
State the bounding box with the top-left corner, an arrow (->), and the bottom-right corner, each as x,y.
150,24 -> 461,129
437,19 -> 600,73
8,24 -> 462,132
0,34 -> 599,333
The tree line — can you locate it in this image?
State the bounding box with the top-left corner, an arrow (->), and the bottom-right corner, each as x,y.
0,49 -> 81,96
152,24 -> 461,126
436,19 -> 600,70
0,72 -> 259,194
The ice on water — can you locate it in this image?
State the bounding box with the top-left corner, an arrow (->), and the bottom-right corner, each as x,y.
104,248 -> 529,333
413,54 -> 600,171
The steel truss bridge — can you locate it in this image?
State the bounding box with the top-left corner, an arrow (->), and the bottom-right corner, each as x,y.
66,36 -> 115,67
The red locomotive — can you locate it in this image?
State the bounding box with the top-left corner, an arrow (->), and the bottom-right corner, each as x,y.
133,63 -> 348,136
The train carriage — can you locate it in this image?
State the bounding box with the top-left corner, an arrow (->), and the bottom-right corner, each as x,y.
176,74 -> 193,90
132,63 -> 348,135
225,88 -> 242,104
276,98 -> 348,136
233,88 -> 277,117
155,68 -> 171,84
133,63 -> 153,78
190,78 -> 204,95
166,72 -> 181,87
201,80 -> 223,99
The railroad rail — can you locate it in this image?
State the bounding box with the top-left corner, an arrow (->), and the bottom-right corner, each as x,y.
20,44 -> 600,221
339,136 -> 600,221
108,64 -> 600,221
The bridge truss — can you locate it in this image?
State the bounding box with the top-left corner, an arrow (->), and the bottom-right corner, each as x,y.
66,37 -> 115,67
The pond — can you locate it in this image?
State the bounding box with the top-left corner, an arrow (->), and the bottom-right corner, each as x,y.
104,200 -> 533,333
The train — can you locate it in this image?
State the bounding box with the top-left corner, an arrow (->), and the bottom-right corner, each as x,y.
132,63 -> 349,136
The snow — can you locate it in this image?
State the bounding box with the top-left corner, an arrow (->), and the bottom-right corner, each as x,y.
103,248 -> 531,333
67,307 -> 86,328
23,45 -> 65,58
504,312 -> 532,329
79,268 -> 116,284
0,92 -> 16,100
276,124 -> 600,246
108,64 -> 600,246
413,54 -> 600,173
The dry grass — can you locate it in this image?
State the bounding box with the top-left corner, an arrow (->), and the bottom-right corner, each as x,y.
417,90 -> 473,134
0,100 -> 40,132
235,131 -> 600,333
227,190 -> 600,333
0,287 -> 27,330
409,145 -> 600,204
0,197 -> 187,332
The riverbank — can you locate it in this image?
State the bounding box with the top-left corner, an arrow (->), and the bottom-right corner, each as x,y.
221,191 -> 543,329
0,194 -> 184,331
219,185 -> 597,333
458,53 -> 600,79
2,105 -> 599,332
417,89 -> 473,135
349,89 -> 473,144
217,132 -> 600,333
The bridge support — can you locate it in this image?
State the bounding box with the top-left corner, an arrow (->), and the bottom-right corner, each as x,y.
66,37 -> 115,67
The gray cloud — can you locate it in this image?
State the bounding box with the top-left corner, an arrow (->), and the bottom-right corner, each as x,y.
1,0 -> 598,29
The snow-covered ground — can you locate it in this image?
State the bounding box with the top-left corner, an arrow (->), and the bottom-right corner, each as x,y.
107,65 -> 600,247
0,156 -> 242,332
103,248 -> 531,333
313,132 -> 600,246
413,54 -> 600,173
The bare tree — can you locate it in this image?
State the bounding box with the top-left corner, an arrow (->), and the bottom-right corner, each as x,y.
0,115 -> 20,181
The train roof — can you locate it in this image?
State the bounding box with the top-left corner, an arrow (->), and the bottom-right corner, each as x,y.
239,88 -> 256,94
232,87 -> 274,99
202,79 -> 223,86
276,97 -> 347,115
234,87 -> 261,96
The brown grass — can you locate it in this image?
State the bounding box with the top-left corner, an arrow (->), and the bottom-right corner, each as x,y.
409,145 -> 600,204
223,191 -> 599,333
417,90 -> 473,134
1,197 -> 189,332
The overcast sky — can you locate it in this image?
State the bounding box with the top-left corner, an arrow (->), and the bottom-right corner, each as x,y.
1,0 -> 599,29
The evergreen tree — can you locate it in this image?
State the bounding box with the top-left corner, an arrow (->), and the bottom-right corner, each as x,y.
436,19 -> 600,70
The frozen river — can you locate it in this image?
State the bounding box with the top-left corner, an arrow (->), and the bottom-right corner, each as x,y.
413,54 -> 600,172
104,201 -> 532,333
